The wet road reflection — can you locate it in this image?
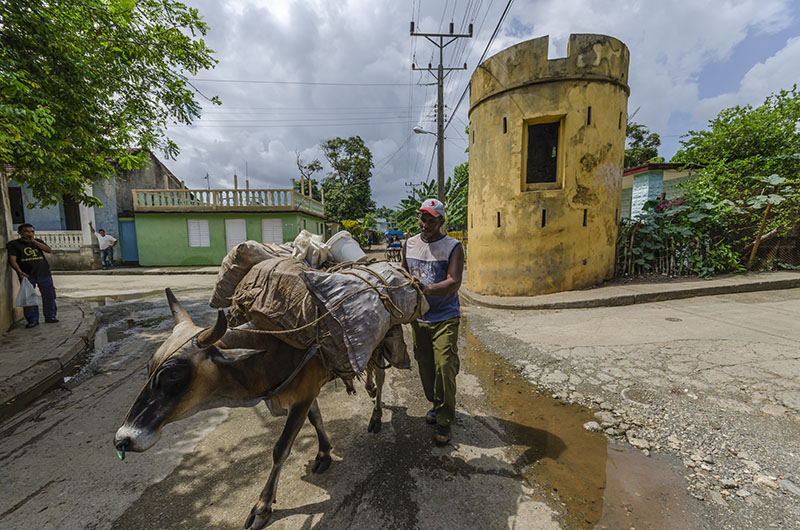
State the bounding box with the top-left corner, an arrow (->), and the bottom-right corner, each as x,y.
463,319 -> 701,529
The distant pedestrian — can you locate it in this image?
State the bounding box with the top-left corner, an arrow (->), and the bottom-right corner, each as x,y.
6,223 -> 58,328
402,198 -> 464,446
89,221 -> 118,270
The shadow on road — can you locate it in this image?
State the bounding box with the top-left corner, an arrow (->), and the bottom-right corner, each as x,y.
110,401 -> 565,530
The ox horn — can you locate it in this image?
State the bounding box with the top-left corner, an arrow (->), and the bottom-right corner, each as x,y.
165,288 -> 192,325
196,310 -> 227,347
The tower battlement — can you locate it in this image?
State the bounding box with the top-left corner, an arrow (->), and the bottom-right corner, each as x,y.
470,34 -> 629,111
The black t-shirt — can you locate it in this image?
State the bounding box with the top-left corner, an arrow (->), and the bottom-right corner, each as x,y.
6,238 -> 51,277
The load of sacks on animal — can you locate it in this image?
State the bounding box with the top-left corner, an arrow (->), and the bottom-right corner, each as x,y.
210,240 -> 428,377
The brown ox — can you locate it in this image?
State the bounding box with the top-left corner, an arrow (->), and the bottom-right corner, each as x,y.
114,289 -> 386,530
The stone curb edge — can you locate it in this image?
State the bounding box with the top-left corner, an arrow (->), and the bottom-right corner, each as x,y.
0,301 -> 97,423
460,277 -> 800,310
52,269 -> 219,276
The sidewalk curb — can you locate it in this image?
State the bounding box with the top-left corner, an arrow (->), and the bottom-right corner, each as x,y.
52,269 -> 219,276
0,301 -> 96,422
460,277 -> 800,310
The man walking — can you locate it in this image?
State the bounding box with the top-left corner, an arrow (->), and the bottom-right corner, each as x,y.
89,221 -> 117,269
402,198 -> 465,446
6,224 -> 57,328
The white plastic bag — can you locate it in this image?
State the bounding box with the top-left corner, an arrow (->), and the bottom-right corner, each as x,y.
292,230 -> 330,268
15,278 -> 37,307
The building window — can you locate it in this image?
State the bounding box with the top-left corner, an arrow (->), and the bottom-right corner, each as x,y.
261,218 -> 283,244
188,219 -> 210,247
9,187 -> 24,224
525,121 -> 559,185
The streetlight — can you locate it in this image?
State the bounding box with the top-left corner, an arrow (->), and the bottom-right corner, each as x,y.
413,126 -> 444,202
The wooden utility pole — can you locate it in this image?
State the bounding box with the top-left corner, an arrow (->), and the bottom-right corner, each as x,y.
411,21 -> 472,203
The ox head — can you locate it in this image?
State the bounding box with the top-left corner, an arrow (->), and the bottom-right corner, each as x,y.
114,288 -> 230,453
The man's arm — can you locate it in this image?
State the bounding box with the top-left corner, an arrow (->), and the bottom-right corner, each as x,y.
110,236 -> 118,248
88,221 -> 96,235
33,238 -> 52,253
8,255 -> 28,279
419,244 -> 464,296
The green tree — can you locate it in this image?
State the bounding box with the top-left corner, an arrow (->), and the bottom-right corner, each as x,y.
675,86 -> 800,260
396,161 -> 468,234
320,136 -> 375,222
374,205 -> 396,227
293,152 -> 322,201
0,0 -> 218,206
362,212 -> 377,230
624,121 -> 661,169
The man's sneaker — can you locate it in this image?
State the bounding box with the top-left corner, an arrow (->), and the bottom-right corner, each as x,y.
425,408 -> 437,425
45,318 -> 59,323
434,425 -> 451,446
25,321 -> 39,328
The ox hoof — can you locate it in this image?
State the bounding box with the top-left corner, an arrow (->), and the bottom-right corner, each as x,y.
312,453 -> 332,473
367,418 -> 382,433
245,504 -> 272,530
365,383 -> 377,399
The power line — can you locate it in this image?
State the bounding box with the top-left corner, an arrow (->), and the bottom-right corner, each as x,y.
445,0 -> 514,133
189,78 -> 421,87
173,120 -> 416,129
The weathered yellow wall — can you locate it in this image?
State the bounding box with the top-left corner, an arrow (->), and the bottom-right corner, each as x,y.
467,34 -> 630,296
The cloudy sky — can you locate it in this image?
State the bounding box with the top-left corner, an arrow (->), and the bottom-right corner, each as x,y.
165,0 -> 800,209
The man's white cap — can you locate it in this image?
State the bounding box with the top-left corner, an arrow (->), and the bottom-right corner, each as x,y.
418,198 -> 445,218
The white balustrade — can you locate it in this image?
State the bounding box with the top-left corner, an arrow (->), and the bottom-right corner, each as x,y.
132,188 -> 322,215
37,231 -> 84,249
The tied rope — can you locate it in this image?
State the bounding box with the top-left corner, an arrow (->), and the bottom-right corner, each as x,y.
235,259 -> 425,337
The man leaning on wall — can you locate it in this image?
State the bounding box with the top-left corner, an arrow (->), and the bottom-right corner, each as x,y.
6,223 -> 57,328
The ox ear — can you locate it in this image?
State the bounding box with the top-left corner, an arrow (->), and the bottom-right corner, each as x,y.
197,310 -> 227,347
166,288 -> 192,325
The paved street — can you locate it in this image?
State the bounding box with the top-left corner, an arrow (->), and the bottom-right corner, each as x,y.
1,282 -> 566,530
465,287 -> 800,529
1,274 -> 798,529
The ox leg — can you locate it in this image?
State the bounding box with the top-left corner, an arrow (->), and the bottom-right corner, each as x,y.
307,399 -> 332,473
245,400 -> 313,530
367,365 -> 385,434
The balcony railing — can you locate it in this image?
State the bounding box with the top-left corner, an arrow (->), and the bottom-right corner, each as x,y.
37,231 -> 83,250
132,188 -> 325,216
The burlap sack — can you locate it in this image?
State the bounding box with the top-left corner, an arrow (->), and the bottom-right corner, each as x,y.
229,257 -> 352,376
302,261 -> 428,373
209,240 -> 294,308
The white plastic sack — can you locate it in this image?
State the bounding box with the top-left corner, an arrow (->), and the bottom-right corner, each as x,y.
292,230 -> 330,268
15,278 -> 37,307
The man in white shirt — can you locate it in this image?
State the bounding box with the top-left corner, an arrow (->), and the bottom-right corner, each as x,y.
89,221 -> 118,270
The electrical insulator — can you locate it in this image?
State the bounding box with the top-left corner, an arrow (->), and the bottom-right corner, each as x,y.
468,23 -> 473,36
449,22 -> 454,34
410,21 -> 415,33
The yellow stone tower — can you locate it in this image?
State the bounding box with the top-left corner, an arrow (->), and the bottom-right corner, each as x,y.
467,34 -> 630,296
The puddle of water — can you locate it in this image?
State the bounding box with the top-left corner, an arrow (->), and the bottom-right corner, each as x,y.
463,320 -> 701,529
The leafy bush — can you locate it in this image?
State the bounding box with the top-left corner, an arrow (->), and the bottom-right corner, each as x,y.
617,193 -> 743,278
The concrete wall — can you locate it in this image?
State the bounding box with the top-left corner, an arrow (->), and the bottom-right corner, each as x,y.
631,171 -> 663,219
9,180 -> 63,231
0,176 -> 21,332
48,248 -> 99,271
115,152 -> 182,217
135,211 -> 325,266
467,34 -> 630,296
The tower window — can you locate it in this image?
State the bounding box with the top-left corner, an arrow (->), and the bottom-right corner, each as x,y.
525,122 -> 559,184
